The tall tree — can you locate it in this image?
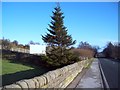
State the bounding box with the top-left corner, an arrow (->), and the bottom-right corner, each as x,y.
42,4 -> 76,66
29,41 -> 35,45
92,46 -> 100,57
103,42 -> 114,58
103,42 -> 120,59
12,40 -> 18,46
2,38 -> 11,50
78,41 -> 92,50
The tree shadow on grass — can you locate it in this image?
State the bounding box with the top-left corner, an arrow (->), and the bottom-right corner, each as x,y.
1,50 -> 55,86
2,67 -> 49,86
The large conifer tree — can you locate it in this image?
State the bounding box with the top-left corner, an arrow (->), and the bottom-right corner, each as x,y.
42,4 -> 76,66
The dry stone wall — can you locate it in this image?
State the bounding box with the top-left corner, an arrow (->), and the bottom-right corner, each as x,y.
2,59 -> 93,89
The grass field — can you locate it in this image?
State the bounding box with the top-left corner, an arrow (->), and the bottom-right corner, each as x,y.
1,60 -> 35,75
1,59 -> 50,86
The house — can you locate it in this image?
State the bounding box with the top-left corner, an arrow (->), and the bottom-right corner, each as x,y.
30,45 -> 46,55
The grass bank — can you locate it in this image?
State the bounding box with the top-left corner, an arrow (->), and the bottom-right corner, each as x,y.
1,59 -> 50,86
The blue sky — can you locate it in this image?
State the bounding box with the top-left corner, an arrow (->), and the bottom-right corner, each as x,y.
2,2 -> 118,50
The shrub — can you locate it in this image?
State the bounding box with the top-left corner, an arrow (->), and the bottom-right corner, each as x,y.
71,48 -> 94,59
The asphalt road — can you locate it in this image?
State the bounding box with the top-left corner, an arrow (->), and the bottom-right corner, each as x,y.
98,58 -> 119,89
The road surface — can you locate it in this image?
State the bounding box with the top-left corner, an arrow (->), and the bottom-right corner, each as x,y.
98,58 -> 119,89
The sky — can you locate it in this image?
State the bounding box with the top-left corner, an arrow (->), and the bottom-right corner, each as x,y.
2,2 -> 118,50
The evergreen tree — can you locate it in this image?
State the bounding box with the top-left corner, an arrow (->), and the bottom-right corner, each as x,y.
42,4 -> 76,67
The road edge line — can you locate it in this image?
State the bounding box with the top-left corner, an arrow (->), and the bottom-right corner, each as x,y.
98,58 -> 110,90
